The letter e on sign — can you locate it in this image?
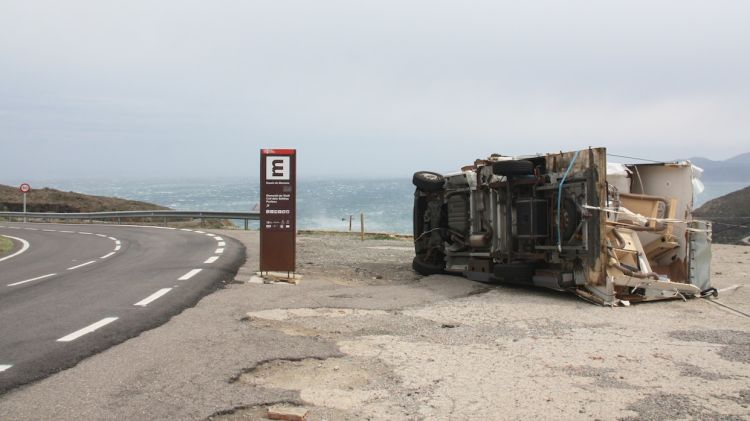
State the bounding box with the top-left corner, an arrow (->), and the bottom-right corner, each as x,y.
266,156 -> 290,181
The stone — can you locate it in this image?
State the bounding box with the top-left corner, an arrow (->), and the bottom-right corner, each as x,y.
267,405 -> 309,421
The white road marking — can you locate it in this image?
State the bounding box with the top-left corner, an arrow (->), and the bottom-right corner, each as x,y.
42,229 -> 56,232
57,317 -> 118,342
134,288 -> 172,307
0,235 -> 30,263
204,256 -> 219,264
178,268 -> 202,280
214,237 -> 223,241
100,252 -> 116,259
6,227 -> 20,230
115,240 -> 121,245
96,234 -> 107,238
114,245 -> 121,251
180,229 -> 193,232
0,365 -> 12,373
217,241 -> 226,247
78,232 -> 93,235
60,230 -> 74,234
67,260 -> 96,270
215,248 -> 224,254
25,228 -> 39,231
7,273 -> 56,287
107,237 -> 117,241
195,230 -> 205,234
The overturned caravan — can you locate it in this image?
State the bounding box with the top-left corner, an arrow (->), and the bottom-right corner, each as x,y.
412,147 -> 712,306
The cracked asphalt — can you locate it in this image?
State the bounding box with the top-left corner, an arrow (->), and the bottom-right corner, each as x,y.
0,232 -> 748,420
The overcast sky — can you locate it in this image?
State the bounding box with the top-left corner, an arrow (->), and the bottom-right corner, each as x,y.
1,0 -> 748,180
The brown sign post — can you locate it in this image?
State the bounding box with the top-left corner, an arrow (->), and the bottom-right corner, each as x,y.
259,149 -> 296,275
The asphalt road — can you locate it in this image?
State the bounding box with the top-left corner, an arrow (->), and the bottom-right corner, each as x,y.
0,222 -> 245,394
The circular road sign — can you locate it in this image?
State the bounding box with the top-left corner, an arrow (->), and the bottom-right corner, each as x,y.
19,183 -> 31,193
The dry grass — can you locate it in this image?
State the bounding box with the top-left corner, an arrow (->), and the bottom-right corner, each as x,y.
0,184 -> 168,213
0,235 -> 12,254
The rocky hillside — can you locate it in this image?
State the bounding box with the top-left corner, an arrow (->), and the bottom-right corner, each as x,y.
0,184 -> 168,213
0,184 -> 232,228
694,185 -> 750,244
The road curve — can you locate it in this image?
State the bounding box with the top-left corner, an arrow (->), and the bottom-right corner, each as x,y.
0,235 -> 29,263
0,222 -> 245,394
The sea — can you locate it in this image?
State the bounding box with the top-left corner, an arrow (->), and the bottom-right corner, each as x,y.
7,177 -> 748,235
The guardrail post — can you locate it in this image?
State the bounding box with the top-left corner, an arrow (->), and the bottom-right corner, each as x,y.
244,219 -> 248,230
163,216 -> 168,227
117,217 -> 121,225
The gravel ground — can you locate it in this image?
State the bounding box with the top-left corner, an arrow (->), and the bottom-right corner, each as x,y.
0,231 -> 748,420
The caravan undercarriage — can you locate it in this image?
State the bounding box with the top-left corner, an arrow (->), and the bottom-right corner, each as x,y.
412,147 -> 712,306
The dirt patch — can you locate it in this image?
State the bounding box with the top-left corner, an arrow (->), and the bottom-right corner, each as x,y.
237,283 -> 750,419
245,306 -> 532,344
229,357 -> 333,384
669,330 -> 750,364
713,389 -> 750,407
238,356 -> 402,416
207,401 -> 353,421
677,363 -> 734,381
239,357 -> 395,391
558,365 -> 638,390
620,392 -> 743,421
296,234 -> 420,285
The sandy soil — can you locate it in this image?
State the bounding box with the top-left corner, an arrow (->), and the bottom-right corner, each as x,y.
220,234 -> 750,421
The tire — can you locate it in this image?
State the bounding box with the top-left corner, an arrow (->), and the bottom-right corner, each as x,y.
491,160 -> 534,177
413,192 -> 426,244
412,256 -> 444,276
492,263 -> 534,284
413,171 -> 445,192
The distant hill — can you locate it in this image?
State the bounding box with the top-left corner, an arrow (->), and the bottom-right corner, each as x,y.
687,152 -> 750,182
693,185 -> 750,244
0,184 -> 168,213
0,184 -> 233,228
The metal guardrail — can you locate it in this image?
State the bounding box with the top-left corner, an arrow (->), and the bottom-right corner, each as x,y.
0,210 -> 260,229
